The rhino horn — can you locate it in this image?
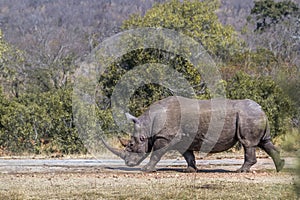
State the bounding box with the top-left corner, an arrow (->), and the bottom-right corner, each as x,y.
118,136 -> 129,147
101,138 -> 126,159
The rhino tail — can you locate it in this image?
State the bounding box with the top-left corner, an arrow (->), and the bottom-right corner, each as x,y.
235,112 -> 245,146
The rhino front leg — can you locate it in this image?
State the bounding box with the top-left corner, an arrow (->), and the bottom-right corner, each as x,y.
141,150 -> 167,172
182,150 -> 197,172
142,139 -> 170,172
237,146 -> 257,173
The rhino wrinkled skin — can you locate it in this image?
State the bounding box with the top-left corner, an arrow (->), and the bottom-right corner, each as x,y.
103,96 -> 285,173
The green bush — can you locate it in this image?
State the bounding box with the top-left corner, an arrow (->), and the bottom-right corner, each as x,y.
123,0 -> 244,62
0,87 -> 86,155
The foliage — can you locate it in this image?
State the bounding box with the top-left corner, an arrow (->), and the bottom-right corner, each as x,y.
245,0 -> 300,135
246,0 -> 300,70
0,28 -> 32,99
0,30 -> 9,60
223,48 -> 279,78
0,87 -> 86,155
122,0 -> 244,62
251,0 -> 299,31
226,71 -> 293,138
276,128 -> 300,152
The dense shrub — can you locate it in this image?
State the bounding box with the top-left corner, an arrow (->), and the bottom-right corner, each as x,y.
0,87 -> 86,155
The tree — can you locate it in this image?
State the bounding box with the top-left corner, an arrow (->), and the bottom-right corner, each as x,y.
248,0 -> 300,66
0,28 -> 31,98
251,0 -> 299,31
105,0 -> 244,98
122,0 -> 243,61
0,0 -> 166,94
0,30 -> 9,59
245,0 -> 300,131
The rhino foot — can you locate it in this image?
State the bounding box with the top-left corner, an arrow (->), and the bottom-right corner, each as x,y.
236,168 -> 251,173
183,166 -> 197,173
275,159 -> 285,172
141,165 -> 157,173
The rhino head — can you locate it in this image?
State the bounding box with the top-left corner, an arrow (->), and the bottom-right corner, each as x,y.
102,113 -> 151,167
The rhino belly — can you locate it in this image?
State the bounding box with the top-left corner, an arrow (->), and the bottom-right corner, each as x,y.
187,128 -> 238,153
210,135 -> 238,153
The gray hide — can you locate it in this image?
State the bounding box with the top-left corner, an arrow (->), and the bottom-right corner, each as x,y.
103,96 -> 285,172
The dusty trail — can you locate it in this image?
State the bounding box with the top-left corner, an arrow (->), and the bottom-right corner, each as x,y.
0,156 -> 296,174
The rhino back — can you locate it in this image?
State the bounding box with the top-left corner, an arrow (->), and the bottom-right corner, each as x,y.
191,99 -> 267,152
139,97 -> 268,153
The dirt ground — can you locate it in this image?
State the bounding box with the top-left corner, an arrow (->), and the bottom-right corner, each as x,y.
0,153 -> 299,200
0,169 -> 297,200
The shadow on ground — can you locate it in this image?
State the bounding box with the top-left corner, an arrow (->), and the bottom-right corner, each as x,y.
105,166 -> 235,173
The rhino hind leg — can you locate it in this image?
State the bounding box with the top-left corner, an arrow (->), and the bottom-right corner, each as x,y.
258,141 -> 285,172
237,146 -> 257,173
182,150 -> 197,173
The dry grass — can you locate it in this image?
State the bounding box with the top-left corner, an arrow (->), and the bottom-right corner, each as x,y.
0,145 -> 298,199
276,128 -> 300,152
0,169 -> 297,200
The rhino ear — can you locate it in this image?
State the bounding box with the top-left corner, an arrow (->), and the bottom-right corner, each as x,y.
125,113 -> 140,124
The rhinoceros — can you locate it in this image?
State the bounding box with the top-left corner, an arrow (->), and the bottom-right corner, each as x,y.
103,96 -> 285,172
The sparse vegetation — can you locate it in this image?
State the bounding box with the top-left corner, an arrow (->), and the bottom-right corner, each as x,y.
277,128 -> 300,152
296,153 -> 300,198
0,170 -> 297,200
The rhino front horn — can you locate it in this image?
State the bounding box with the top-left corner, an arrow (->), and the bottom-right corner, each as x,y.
101,138 -> 126,159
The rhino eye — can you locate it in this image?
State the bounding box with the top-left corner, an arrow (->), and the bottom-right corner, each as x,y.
140,136 -> 145,142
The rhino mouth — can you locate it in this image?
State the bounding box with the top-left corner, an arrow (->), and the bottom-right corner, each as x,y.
124,152 -> 150,167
